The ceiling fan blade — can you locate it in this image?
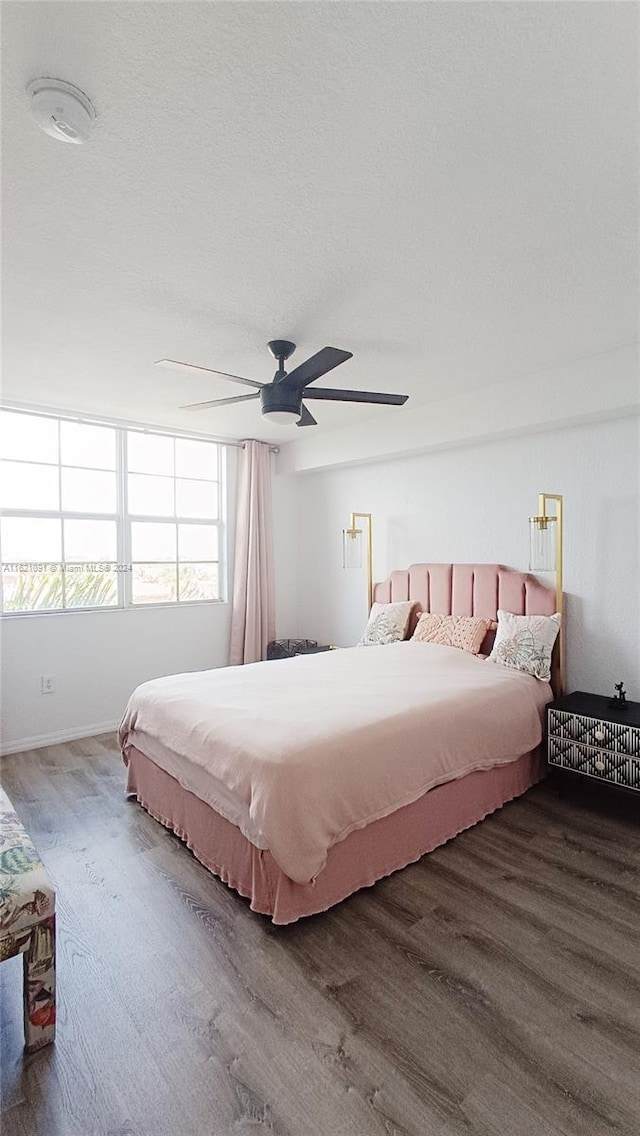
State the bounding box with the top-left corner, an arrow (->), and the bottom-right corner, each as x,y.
282,347 -> 353,388
180,393 -> 260,411
304,387 -> 409,406
156,359 -> 263,390
297,404 -> 317,427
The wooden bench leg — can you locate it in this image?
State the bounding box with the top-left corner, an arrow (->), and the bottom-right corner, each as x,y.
23,914 -> 56,1052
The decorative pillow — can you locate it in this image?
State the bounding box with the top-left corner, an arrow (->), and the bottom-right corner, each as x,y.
488,611 -> 561,681
412,613 -> 492,655
358,601 -> 414,646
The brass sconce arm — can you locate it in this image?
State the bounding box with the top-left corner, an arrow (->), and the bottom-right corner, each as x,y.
343,512 -> 373,612
530,492 -> 564,693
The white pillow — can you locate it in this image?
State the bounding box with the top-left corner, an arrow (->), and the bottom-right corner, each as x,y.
488,610 -> 561,682
358,601 -> 414,646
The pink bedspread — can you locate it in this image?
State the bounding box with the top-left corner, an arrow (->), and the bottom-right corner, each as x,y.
118,643 -> 550,884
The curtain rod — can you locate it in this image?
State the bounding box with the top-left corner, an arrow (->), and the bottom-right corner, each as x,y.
0,400 -> 279,452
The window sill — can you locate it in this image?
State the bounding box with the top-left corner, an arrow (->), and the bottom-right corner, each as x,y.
0,600 -> 230,619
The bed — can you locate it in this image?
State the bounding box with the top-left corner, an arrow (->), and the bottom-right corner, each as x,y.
120,563 -> 558,924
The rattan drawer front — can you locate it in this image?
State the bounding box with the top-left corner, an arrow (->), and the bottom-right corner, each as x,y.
548,710 -> 640,757
548,736 -> 640,790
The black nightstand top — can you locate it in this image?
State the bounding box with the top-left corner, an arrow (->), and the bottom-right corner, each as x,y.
295,645 -> 333,655
548,690 -> 640,728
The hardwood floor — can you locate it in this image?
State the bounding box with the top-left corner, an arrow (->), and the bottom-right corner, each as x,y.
1,735 -> 638,1136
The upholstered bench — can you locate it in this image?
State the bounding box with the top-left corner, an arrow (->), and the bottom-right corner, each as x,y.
0,787 -> 56,1051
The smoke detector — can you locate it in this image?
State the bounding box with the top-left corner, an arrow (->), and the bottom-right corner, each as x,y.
27,78 -> 95,144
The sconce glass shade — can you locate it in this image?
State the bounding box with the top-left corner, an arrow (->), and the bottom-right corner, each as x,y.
529,517 -> 556,572
342,527 -> 364,569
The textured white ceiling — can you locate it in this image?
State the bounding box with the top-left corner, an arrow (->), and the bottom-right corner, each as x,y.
2,2 -> 637,445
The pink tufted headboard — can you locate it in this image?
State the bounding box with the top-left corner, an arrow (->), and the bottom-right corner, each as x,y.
373,563 -> 560,693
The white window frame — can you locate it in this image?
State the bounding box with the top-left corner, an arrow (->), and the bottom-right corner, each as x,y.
0,407 -> 228,617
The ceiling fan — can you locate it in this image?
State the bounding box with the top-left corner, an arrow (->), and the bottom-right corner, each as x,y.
156,341 -> 409,427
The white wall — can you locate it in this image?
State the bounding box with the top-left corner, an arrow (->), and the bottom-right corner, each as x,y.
278,344 -> 638,474
274,416 -> 640,698
0,603 -> 232,752
1,448 -> 238,753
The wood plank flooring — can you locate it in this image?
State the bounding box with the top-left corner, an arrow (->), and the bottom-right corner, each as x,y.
1,734 -> 638,1136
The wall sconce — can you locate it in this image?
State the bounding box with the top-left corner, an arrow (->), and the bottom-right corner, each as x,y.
529,492 -> 564,690
342,512 -> 373,612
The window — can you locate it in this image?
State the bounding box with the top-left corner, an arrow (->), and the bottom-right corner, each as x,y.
0,409 -> 225,614
127,433 -> 221,605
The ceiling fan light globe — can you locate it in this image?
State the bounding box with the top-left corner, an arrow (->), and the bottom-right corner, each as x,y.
261,409 -> 301,425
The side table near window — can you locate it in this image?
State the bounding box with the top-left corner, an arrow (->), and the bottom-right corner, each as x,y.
294,645 -> 334,656
547,690 -> 640,795
267,639 -> 335,660
267,645 -> 336,663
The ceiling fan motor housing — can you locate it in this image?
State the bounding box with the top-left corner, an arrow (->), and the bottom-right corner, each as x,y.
260,383 -> 301,419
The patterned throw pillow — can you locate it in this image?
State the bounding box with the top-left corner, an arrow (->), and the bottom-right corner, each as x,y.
412,613 -> 492,655
358,601 -> 414,646
488,610 -> 561,681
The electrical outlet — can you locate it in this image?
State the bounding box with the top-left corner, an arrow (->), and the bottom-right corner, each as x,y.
41,675 -> 55,695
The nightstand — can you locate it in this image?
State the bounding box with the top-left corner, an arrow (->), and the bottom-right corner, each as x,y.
294,645 -> 334,655
267,639 -> 319,660
547,691 -> 640,794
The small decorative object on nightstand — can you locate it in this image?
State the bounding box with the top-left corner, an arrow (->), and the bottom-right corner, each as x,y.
547,690 -> 640,793
609,681 -> 628,711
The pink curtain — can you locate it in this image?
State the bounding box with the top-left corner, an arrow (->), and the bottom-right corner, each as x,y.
229,440 -> 276,664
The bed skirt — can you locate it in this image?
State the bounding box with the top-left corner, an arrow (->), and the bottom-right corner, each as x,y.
126,745 -> 544,925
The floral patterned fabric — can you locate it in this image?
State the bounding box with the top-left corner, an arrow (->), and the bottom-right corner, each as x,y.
488,610 -> 561,682
23,915 -> 56,1049
0,789 -> 55,937
412,613 -> 492,655
358,601 -> 414,646
1,786 -> 56,1051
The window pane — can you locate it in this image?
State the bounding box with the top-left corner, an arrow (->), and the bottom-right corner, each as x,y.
176,478 -> 217,520
62,468 -> 116,513
2,567 -> 63,612
64,520 -> 117,561
0,461 -> 59,510
178,563 -> 219,602
175,438 -> 218,481
178,524 -> 218,561
0,411 -> 58,464
127,432 -> 174,475
64,565 -> 117,608
1,517 -> 61,561
131,522 -> 176,561
60,421 -> 116,470
128,473 -> 174,516
132,563 -> 177,604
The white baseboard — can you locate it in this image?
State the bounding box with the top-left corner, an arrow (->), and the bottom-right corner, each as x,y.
1,720 -> 121,756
